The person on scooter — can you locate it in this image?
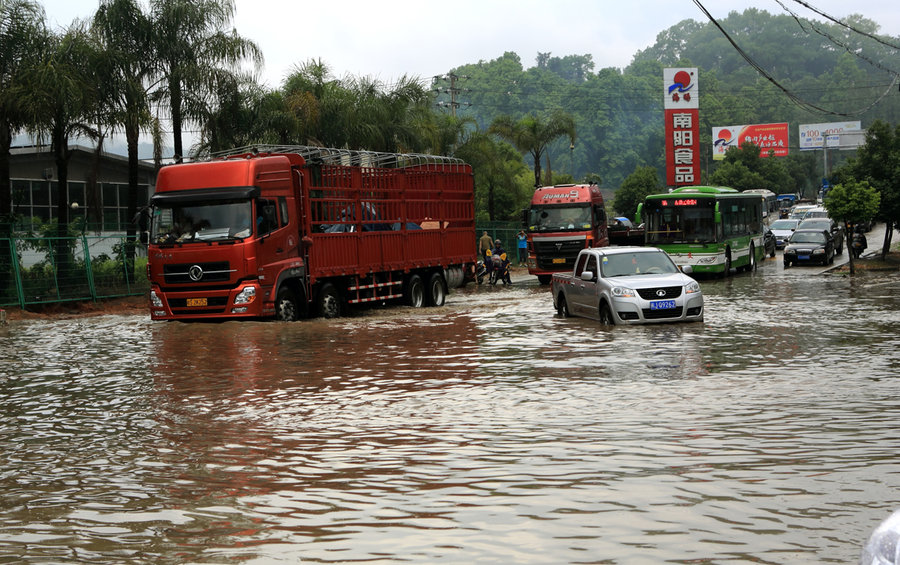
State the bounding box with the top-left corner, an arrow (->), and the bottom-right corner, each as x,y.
490,240 -> 511,285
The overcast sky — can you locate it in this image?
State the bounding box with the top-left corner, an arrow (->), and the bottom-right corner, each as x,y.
37,0 -> 900,89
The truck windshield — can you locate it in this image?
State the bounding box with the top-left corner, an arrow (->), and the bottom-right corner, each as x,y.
150,200 -> 253,244
527,205 -> 591,232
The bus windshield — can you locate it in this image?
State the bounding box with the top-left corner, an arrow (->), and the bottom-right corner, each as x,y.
527,205 -> 592,232
644,204 -> 717,244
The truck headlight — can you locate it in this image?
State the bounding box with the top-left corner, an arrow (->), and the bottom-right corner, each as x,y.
611,286 -> 635,298
685,281 -> 701,294
234,286 -> 256,305
150,290 -> 163,307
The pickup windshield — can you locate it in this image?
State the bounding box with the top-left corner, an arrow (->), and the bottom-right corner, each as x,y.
600,251 -> 679,277
151,200 -> 253,244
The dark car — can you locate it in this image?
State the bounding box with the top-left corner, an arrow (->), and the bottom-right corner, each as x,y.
798,217 -> 843,254
761,226 -> 776,258
783,229 -> 835,267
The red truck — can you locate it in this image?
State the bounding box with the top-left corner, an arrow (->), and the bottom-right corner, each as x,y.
522,183 -> 609,284
144,146 -> 475,320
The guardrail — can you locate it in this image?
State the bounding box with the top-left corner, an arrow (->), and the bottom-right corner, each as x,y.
0,235 -> 148,309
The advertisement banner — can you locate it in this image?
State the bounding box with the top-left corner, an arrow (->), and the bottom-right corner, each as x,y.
664,68 -> 700,186
798,121 -> 862,150
712,123 -> 789,160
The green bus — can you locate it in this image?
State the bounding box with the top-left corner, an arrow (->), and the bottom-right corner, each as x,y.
636,186 -> 765,276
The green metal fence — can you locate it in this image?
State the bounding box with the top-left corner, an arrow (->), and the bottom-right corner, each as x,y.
475,221 -> 523,252
0,235 -> 148,309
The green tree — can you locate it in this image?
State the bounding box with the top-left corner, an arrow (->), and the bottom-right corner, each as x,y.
709,142 -> 791,193
614,166 -> 663,220
824,179 -> 880,274
489,110 -> 576,189
92,0 -> 157,279
150,0 -> 262,162
456,131 -> 529,222
17,23 -> 97,282
837,120 -> 900,258
0,0 -> 45,293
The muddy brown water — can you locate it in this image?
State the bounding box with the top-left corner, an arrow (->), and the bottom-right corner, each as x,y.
1,259 -> 899,563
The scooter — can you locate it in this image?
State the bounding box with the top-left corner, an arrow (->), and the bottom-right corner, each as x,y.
489,253 -> 511,285
474,260 -> 487,284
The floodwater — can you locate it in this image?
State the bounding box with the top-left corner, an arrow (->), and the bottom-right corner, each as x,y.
1,257 -> 899,564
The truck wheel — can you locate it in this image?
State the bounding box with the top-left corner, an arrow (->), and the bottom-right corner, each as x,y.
275,287 -> 299,322
426,272 -> 446,306
537,275 -> 552,285
316,283 -> 341,318
556,295 -> 569,317
405,274 -> 425,307
599,302 -> 615,325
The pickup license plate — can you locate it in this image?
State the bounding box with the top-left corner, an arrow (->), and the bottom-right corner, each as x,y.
552,257 -> 565,264
186,298 -> 208,307
650,300 -> 676,310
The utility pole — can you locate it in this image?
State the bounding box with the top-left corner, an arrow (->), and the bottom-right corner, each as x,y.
433,73 -> 470,117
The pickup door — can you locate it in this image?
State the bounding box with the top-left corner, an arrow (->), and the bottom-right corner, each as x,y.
568,252 -> 600,317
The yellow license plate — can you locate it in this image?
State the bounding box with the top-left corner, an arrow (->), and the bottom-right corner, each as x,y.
186,298 -> 207,307
552,258 -> 566,264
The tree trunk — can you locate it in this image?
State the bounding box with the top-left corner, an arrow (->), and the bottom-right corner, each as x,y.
881,221 -> 894,260
170,76 -> 183,163
0,120 -> 13,297
124,123 -> 140,285
53,128 -> 73,293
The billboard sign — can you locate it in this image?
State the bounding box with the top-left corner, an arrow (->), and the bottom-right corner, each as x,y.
799,121 -> 862,150
664,68 -> 700,187
712,123 -> 789,160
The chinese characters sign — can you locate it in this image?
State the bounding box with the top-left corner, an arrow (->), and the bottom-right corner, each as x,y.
712,123 -> 789,160
664,68 -> 699,187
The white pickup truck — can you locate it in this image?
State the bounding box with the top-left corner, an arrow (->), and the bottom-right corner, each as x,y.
551,246 -> 704,325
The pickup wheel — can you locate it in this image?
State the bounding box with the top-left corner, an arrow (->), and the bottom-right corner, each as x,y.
425,272 -> 446,306
405,274 -> 425,307
556,294 -> 570,317
275,287 -> 299,322
316,283 -> 342,318
599,302 -> 615,325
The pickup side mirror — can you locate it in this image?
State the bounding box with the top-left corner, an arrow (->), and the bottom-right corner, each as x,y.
680,265 -> 693,275
580,270 -> 595,281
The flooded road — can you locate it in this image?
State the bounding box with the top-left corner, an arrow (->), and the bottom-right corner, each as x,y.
2,256 -> 899,564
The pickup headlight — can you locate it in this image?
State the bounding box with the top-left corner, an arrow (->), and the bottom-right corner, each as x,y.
611,286 -> 635,298
685,281 -> 701,294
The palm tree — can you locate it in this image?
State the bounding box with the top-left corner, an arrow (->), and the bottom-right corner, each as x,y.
0,0 -> 46,293
489,110 -> 576,189
92,0 -> 157,279
149,0 -> 262,162
17,24 -> 98,285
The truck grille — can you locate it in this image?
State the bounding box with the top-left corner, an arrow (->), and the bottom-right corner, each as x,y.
534,239 -> 586,270
637,286 -> 683,300
163,261 -> 233,285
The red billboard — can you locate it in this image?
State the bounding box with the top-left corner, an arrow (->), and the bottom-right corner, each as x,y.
712,123 -> 789,160
664,68 -> 700,187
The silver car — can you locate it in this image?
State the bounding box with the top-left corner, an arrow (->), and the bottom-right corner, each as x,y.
554,247 -> 703,325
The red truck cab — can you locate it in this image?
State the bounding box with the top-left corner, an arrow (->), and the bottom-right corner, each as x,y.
523,183 -> 609,284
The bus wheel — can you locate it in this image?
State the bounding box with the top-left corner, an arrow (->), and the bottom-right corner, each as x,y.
721,253 -> 732,278
316,283 -> 342,318
748,243 -> 757,271
556,295 -> 569,317
599,301 -> 615,325
275,287 -> 299,322
426,272 -> 446,306
405,274 -> 425,307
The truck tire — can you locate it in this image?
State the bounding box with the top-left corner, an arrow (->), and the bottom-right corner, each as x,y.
426,272 -> 446,306
316,283 -> 341,318
537,275 -> 552,285
275,287 -> 299,322
405,274 -> 425,307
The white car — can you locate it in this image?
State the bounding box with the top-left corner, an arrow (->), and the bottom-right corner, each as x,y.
768,218 -> 800,249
